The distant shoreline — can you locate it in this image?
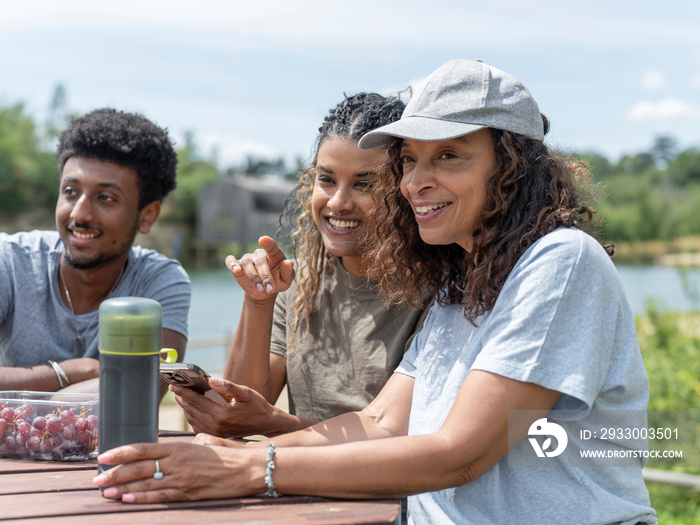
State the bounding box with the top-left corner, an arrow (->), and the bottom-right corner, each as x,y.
612,236 -> 700,268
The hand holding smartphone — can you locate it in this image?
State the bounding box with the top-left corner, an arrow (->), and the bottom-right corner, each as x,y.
159,363 -> 228,404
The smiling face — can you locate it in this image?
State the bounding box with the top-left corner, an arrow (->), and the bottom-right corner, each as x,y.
311,137 -> 381,276
55,156 -> 160,270
399,128 -> 498,252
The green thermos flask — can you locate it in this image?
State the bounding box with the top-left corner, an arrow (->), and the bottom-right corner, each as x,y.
97,297 -> 161,473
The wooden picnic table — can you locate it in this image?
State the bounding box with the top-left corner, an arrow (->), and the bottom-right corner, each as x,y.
0,431 -> 400,524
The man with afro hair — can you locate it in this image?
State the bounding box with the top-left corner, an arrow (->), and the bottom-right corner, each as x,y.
0,108 -> 190,393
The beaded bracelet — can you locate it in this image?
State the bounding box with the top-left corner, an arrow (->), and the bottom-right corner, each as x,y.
265,441 -> 279,497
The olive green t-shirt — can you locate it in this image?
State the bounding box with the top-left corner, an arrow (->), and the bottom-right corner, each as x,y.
270,259 -> 428,421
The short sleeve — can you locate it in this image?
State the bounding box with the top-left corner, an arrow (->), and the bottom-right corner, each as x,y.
0,235 -> 15,324
471,229 -> 627,413
121,246 -> 191,340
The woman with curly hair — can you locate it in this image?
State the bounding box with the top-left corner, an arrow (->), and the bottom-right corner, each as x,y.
95,60 -> 655,524
171,92 -> 430,439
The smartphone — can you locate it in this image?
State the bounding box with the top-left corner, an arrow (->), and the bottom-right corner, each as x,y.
159,363 -> 228,404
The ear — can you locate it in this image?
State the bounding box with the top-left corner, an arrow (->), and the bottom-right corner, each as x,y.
137,201 -> 161,234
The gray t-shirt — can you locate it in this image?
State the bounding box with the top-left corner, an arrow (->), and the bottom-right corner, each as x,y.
396,228 -> 656,525
270,258 -> 428,421
0,230 -> 191,366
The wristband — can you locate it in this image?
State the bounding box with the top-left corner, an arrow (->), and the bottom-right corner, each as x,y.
265,441 -> 279,497
48,360 -> 71,389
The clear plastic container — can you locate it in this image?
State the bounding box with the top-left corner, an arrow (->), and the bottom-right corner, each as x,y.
0,391 -> 99,460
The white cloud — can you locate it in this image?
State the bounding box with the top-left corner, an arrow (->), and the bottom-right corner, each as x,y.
641,70 -> 668,91
628,98 -> 700,121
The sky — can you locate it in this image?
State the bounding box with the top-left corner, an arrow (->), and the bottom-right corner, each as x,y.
1,0 -> 699,171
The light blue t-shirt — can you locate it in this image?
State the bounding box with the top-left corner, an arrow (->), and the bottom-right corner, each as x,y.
396,228 -> 656,525
0,230 -> 191,366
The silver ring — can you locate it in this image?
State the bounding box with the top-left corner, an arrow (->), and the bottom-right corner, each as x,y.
153,459 -> 164,480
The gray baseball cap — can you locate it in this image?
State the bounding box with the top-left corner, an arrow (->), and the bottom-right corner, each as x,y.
358,59 -> 544,149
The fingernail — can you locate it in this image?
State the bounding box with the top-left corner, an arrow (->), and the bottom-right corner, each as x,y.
122,493 -> 136,503
256,283 -> 264,292
232,265 -> 240,273
98,452 -> 114,463
266,283 -> 273,293
212,377 -> 223,387
102,486 -> 118,498
93,474 -> 107,486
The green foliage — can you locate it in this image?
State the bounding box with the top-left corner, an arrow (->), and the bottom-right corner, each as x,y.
667,148 -> 700,186
647,483 -> 700,524
637,305 -> 700,522
0,104 -> 58,214
237,155 -> 287,178
580,135 -> 700,244
639,305 -> 700,411
165,132 -> 220,226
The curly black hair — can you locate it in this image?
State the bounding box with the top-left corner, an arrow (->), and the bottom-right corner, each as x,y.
55,108 -> 178,209
317,92 -> 406,143
367,124 -> 611,323
279,92 -> 406,343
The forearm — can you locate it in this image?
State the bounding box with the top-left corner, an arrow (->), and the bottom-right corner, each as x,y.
0,363 -> 62,391
262,374 -> 412,447
0,358 -> 99,391
268,433 -> 472,499
250,407 -> 398,447
224,295 -> 276,398
256,407 -> 319,438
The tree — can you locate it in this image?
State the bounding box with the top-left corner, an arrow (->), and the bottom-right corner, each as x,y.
649,134 -> 678,168
666,147 -> 700,186
578,151 -> 615,179
0,104 -> 58,215
616,152 -> 656,174
238,155 -> 288,178
165,131 -> 220,226
44,83 -> 71,144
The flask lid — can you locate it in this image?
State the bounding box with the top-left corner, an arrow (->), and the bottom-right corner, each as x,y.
98,297 -> 162,355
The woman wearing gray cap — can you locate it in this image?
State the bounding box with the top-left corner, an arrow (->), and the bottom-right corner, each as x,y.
94,59 -> 656,525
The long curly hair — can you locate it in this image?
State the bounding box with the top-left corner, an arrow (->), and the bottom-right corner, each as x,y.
55,108 -> 178,210
366,119 -> 612,323
279,92 -> 406,340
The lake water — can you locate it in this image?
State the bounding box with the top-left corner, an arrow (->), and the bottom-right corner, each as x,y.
185,264 -> 700,373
